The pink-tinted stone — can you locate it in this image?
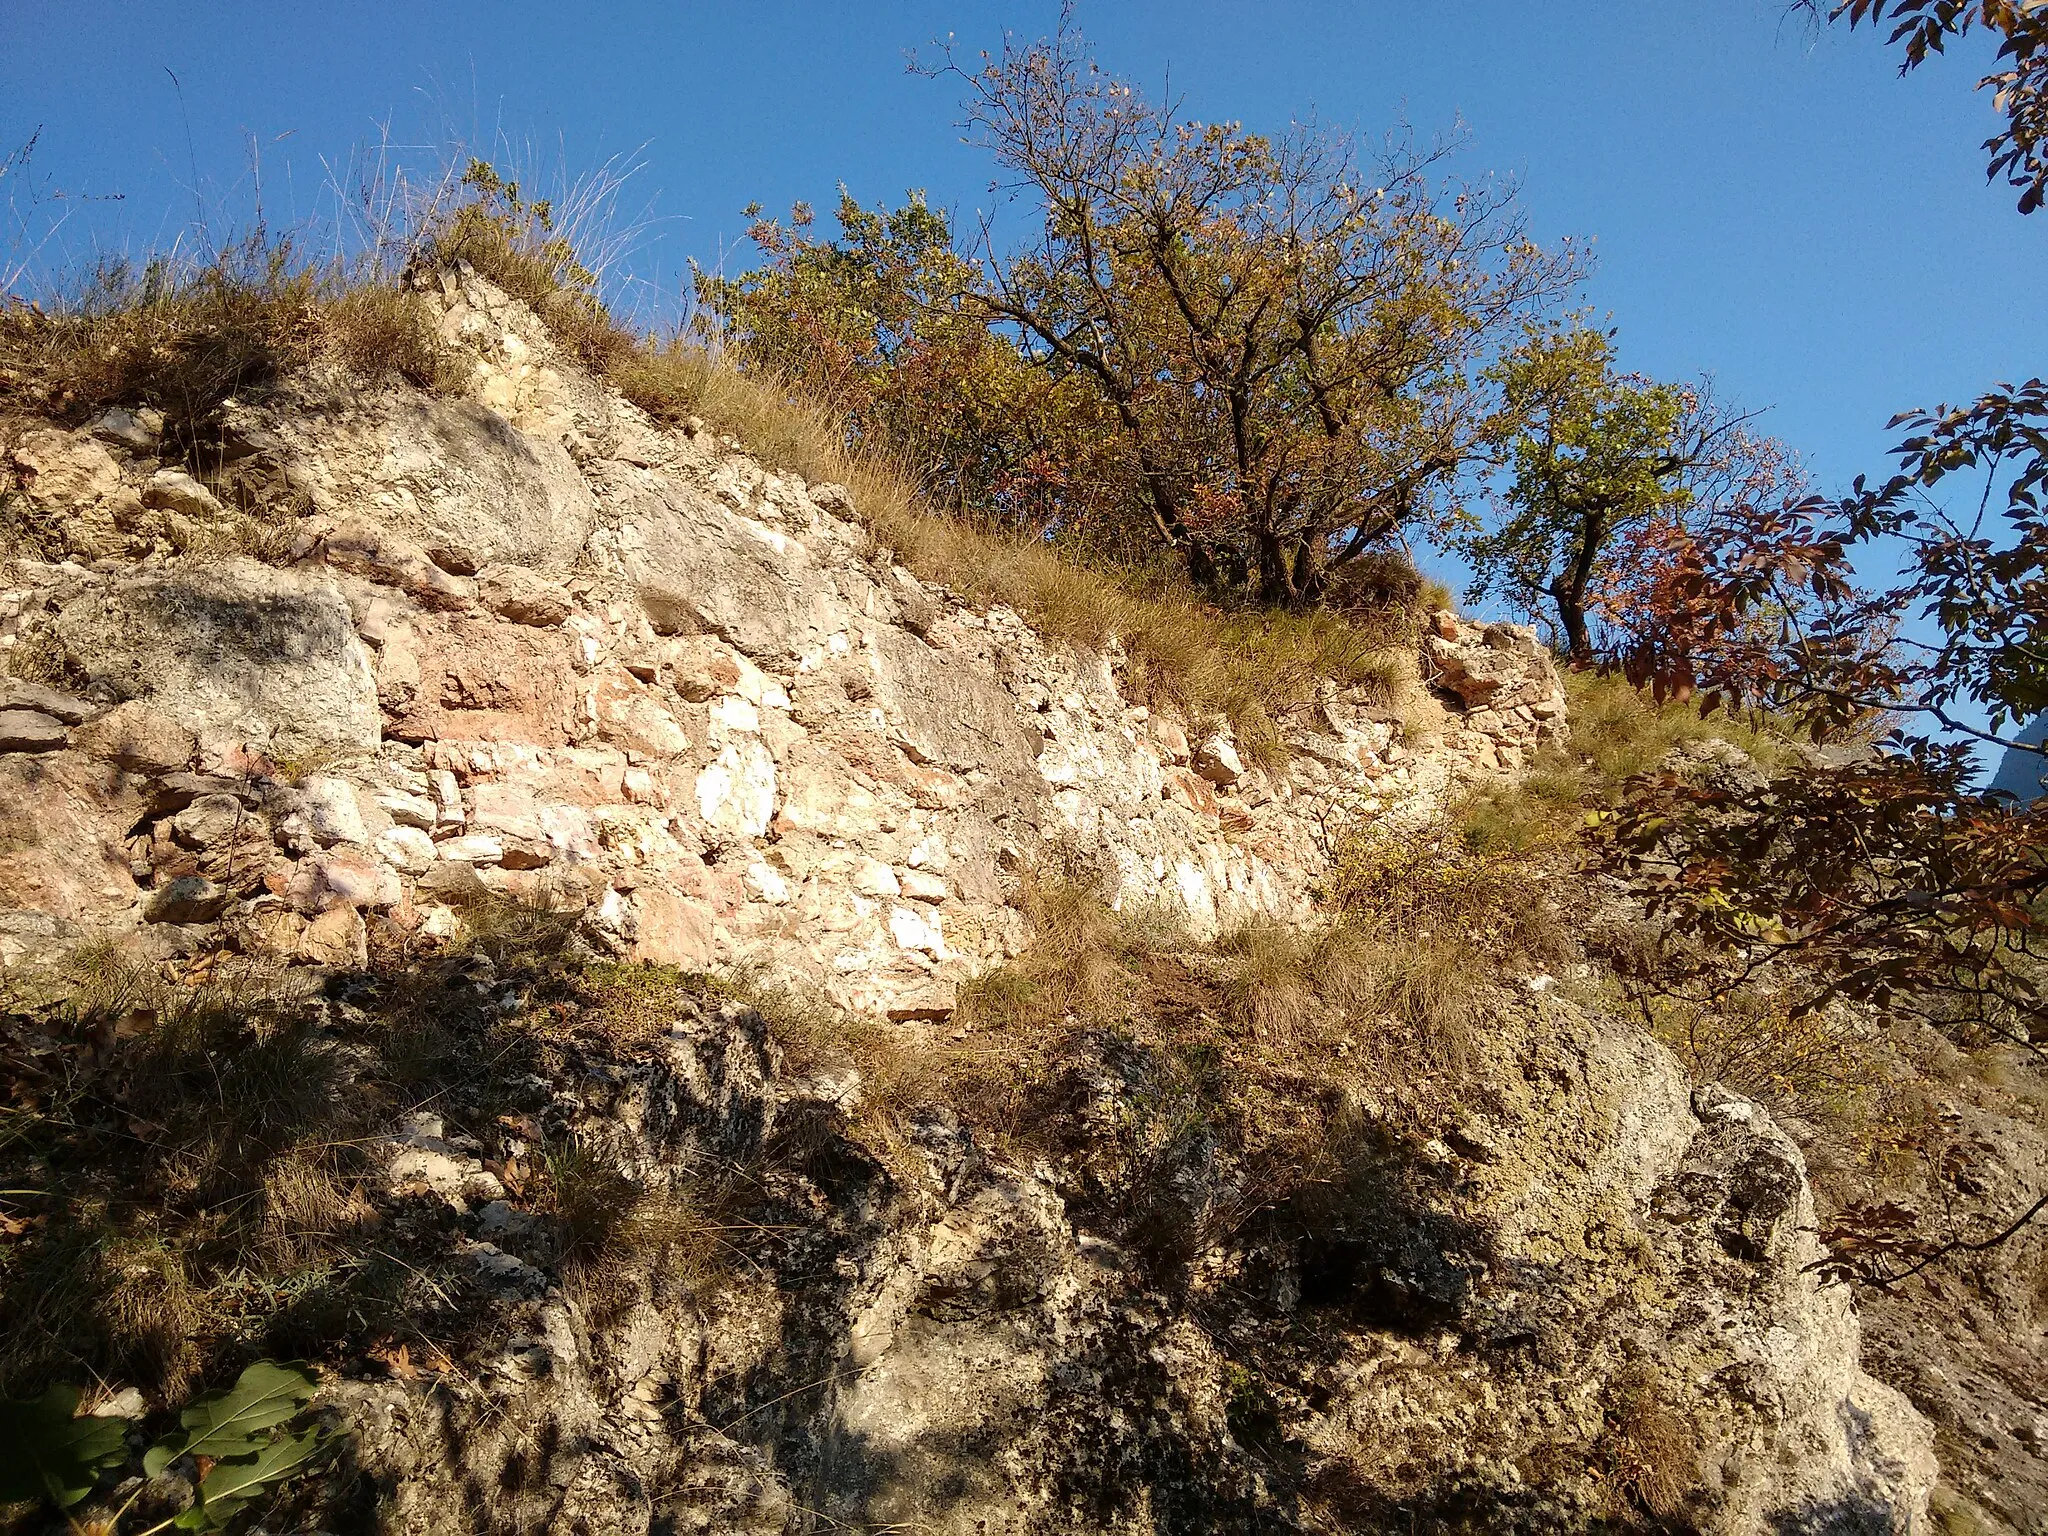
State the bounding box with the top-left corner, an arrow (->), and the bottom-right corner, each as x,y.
630,887 -> 718,969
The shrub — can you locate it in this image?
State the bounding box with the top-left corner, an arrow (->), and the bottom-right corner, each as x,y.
1,1360 -> 331,1531
1644,989 -> 1888,1120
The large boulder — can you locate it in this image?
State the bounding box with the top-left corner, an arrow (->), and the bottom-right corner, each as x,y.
864,623 -> 1042,778
69,701 -> 196,773
53,559 -> 380,757
605,468 -> 837,666
253,381 -> 599,573
0,752 -> 146,927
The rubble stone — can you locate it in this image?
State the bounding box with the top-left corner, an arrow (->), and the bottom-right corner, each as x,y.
69,700 -> 196,772
1192,733 -> 1244,787
143,468 -> 225,519
0,681 -> 97,724
0,709 -> 68,753
142,876 -> 229,923
477,563 -> 573,626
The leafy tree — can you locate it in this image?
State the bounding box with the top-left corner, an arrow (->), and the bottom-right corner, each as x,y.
1462,322 -> 1798,662
697,189 -> 1122,539
698,189 -> 976,423
1607,382 -> 2046,765
1588,0 -> 2048,1287
924,11 -> 1579,604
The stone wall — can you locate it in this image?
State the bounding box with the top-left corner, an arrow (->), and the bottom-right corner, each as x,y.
0,269 -> 1567,1025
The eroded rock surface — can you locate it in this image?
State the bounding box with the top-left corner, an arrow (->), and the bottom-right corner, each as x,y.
302,986 -> 1931,1536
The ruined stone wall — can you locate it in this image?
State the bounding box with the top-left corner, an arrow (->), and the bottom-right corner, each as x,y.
1,270 -> 1566,1023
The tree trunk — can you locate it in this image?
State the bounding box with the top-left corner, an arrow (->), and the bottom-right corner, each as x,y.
1553,514 -> 1605,663
1256,528 -> 1295,606
1290,539 -> 1321,605
1557,597 -> 1592,663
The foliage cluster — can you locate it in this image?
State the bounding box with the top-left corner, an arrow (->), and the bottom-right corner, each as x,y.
2,1361 -> 329,1533
1822,0 -> 2048,213
700,12 -> 1581,604
1603,742 -> 2045,1040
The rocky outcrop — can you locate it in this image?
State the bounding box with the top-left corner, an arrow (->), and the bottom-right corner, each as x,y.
300,981 -> 1931,1536
0,270 -> 1934,1532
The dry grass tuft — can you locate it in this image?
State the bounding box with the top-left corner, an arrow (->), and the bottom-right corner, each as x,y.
1602,1367 -> 1700,1520
0,243 -> 323,433
258,1149 -> 380,1271
321,283 -> 468,392
869,824 -> 1563,1221
95,1234 -> 208,1402
2,624 -> 90,688
1642,988 -> 1891,1128
537,1136 -> 643,1265
709,962 -> 865,1075
1212,918 -> 1330,1041
1563,667 -> 1794,783
540,1138 -> 747,1322
0,250 -> 466,472
1328,815 -> 1573,978
450,889 -> 584,973
575,959 -> 698,1045
960,866 -> 1172,1033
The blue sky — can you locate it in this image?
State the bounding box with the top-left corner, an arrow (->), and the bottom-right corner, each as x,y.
4,1 -> 2040,591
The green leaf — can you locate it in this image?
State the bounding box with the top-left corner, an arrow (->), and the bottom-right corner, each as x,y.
0,1385 -> 132,1509
174,1428 -> 326,1530
150,1361 -> 318,1470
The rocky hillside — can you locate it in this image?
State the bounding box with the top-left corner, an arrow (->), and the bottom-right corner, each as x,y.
1,271 -> 1939,1533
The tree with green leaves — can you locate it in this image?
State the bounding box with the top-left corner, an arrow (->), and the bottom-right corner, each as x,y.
923,10 -> 1579,604
698,189 -> 1122,541
1463,322 -> 1794,663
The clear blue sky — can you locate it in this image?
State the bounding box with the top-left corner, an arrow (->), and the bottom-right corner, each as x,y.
4,0 -> 2040,564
